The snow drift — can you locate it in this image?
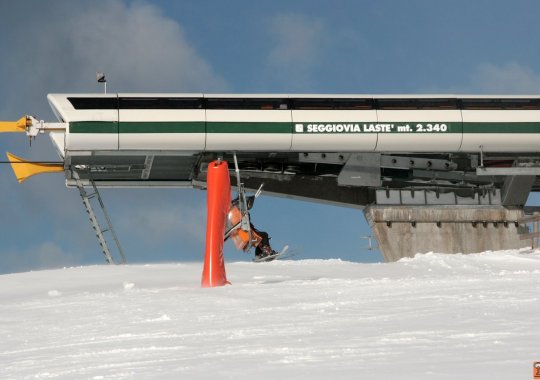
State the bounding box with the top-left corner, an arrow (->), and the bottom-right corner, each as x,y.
1,250 -> 539,379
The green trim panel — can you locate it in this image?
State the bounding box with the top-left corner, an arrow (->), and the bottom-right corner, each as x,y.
71,121 -> 292,134
464,122 -> 540,133
70,121 -> 118,133
207,122 -> 291,134
69,121 -> 540,134
120,121 -> 205,133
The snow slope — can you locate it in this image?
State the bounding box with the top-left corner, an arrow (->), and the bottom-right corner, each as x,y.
1,251 -> 539,379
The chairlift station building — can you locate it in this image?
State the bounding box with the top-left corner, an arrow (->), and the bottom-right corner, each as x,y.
23,93 -> 540,261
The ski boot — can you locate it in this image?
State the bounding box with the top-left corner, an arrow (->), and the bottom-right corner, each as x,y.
261,245 -> 278,260
254,245 -> 277,261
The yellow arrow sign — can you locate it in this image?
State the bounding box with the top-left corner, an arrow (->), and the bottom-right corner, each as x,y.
6,152 -> 64,183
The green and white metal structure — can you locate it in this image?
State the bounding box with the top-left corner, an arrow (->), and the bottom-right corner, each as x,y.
43,93 -> 540,189
9,93 -> 540,262
49,93 -> 540,153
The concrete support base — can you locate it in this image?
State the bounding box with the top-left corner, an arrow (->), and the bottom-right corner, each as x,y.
364,205 -> 529,262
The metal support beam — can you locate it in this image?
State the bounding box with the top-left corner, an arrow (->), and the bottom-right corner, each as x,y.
380,155 -> 456,171
502,175 -> 536,206
477,167 -> 540,175
239,171 -> 371,208
141,155 -> 154,180
338,153 -> 381,187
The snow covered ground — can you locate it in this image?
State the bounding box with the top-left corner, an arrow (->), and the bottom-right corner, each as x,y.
1,250 -> 540,379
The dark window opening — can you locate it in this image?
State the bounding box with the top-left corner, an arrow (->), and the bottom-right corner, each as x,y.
68,97 -> 118,110
67,95 -> 540,111
119,97 -> 203,109
333,98 -> 374,109
376,98 -> 459,110
461,98 -> 540,110
292,98 -> 374,110
205,98 -> 289,110
293,98 -> 333,109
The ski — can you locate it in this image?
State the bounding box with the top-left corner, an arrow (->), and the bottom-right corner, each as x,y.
253,245 -> 292,263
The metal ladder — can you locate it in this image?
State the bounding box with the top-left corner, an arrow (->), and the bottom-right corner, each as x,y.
73,172 -> 126,264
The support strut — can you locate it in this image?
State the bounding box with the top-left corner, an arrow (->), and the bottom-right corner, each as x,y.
73,172 -> 126,264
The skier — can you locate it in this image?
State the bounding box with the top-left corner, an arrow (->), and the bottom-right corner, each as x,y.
229,195 -> 277,260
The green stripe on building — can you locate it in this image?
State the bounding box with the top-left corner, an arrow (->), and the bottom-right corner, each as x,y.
71,121 -> 291,133
71,121 -> 204,133
70,121 -> 118,133
120,121 -> 205,133
207,122 -> 291,133
69,121 -> 540,134
464,122 -> 540,133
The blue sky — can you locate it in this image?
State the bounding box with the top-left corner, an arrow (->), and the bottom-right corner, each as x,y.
1,0 -> 540,273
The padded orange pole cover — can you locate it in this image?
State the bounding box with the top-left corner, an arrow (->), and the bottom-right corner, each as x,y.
201,160 -> 231,287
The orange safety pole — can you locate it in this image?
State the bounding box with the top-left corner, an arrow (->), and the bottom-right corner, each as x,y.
201,160 -> 231,287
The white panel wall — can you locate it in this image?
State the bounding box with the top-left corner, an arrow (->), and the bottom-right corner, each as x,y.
119,109 -> 205,150
461,110 -> 540,152
375,110 -> 463,152
49,94 -> 119,151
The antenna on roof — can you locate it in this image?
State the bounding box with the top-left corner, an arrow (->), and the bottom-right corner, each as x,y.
96,72 -> 107,94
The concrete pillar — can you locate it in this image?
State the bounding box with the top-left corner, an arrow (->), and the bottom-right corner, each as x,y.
364,205 -> 529,262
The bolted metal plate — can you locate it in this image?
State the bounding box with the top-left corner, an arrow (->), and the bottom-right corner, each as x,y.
337,153 -> 381,187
